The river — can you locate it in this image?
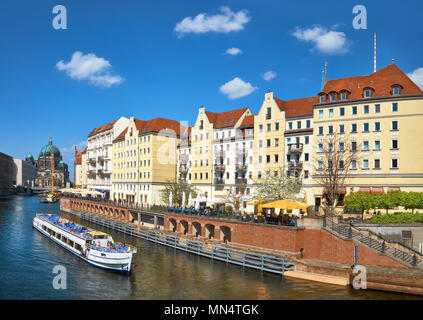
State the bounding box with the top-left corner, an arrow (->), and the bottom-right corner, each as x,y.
0,195 -> 420,300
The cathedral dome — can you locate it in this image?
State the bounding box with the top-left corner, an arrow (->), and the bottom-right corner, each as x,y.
26,153 -> 34,160
39,138 -> 62,158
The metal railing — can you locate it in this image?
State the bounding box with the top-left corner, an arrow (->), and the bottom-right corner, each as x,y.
323,216 -> 422,268
80,212 -> 295,275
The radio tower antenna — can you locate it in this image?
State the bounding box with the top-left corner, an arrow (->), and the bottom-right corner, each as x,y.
374,32 -> 377,73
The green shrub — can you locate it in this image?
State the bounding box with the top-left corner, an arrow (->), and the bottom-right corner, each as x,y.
367,212 -> 423,224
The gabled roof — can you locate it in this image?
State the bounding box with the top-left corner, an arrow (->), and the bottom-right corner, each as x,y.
88,119 -> 118,137
274,96 -> 318,118
239,114 -> 255,128
113,117 -> 187,142
320,63 -> 423,100
205,107 -> 249,129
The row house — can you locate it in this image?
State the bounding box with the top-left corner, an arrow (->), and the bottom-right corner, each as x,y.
86,116 -> 129,196
111,116 -> 185,205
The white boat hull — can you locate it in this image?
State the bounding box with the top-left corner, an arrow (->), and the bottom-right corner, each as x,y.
33,216 -> 136,274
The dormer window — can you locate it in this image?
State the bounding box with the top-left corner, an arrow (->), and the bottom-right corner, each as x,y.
319,95 -> 325,103
341,92 -> 347,100
364,89 -> 372,98
330,94 -> 336,102
393,87 -> 399,95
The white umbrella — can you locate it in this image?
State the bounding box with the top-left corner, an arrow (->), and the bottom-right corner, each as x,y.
182,192 -> 186,208
188,193 -> 192,207
169,191 -> 173,206
195,193 -> 200,210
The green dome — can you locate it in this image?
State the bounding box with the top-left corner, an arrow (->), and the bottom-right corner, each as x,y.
39,139 -> 62,158
59,160 -> 64,164
26,153 -> 33,159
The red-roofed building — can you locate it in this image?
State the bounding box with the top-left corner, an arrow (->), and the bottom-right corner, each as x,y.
312,62 -> 423,214
86,116 -> 129,197
112,116 -> 187,204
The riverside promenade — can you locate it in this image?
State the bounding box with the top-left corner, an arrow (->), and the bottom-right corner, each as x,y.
60,196 -> 423,295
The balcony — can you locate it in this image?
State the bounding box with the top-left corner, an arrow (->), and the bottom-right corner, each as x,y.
214,178 -> 224,185
179,154 -> 189,163
97,169 -> 103,175
235,163 -> 248,172
88,169 -> 96,175
235,178 -> 247,185
179,165 -> 189,173
98,155 -> 108,162
288,143 -> 303,153
235,148 -> 247,156
288,160 -> 303,170
88,157 -> 96,163
214,150 -> 225,158
214,164 -> 225,172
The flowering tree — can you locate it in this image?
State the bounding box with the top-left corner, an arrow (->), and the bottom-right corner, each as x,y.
253,166 -> 302,203
159,178 -> 198,206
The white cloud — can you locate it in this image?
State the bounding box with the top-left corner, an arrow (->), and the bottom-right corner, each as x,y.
292,25 -> 349,54
262,71 -> 277,81
219,77 -> 257,99
56,51 -> 124,87
60,141 -> 87,153
226,47 -> 242,55
407,67 -> 423,89
175,7 -> 250,36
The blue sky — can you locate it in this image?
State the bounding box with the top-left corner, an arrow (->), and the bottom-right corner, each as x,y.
1,0 -> 422,180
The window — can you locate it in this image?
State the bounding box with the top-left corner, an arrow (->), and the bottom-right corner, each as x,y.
363,105 -> 369,114
340,107 -> 345,116
351,141 -> 357,151
274,138 -> 279,147
288,122 -> 293,130
339,142 -> 345,152
364,89 -> 372,98
374,122 -> 381,131
363,123 -> 370,132
391,121 -> 398,131
330,94 -> 336,102
275,122 -> 279,130
362,159 -> 369,169
352,106 -> 357,115
374,140 -> 381,150
393,87 -> 400,95
318,143 -> 323,152
392,103 -> 398,112
328,109 -> 334,118
305,136 -> 309,144
341,92 -> 347,100
375,104 -> 380,113
306,120 -> 311,128
391,159 -> 398,169
328,125 -> 333,134
320,96 -> 325,103
318,161 -> 324,170
297,121 -> 302,129
351,123 -> 357,133
339,124 -> 345,134
274,154 -> 279,163
258,156 -> 262,164
259,125 -> 263,133
318,110 -> 324,119
259,140 -> 263,148
267,123 -> 271,132
363,141 -> 369,151
391,139 -> 398,150
374,159 -> 381,169
266,139 -> 271,147
304,170 -> 309,179
266,155 -> 270,163
318,126 -> 324,135
304,153 -> 309,161
351,160 -> 357,170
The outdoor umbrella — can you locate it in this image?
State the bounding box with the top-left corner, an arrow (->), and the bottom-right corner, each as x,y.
182,192 -> 186,208
195,193 -> 200,210
169,192 -> 173,206
188,193 -> 192,207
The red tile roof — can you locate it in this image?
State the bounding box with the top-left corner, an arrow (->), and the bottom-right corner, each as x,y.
320,63 -> 423,101
88,119 -> 118,137
205,107 -> 249,129
74,151 -> 82,165
239,114 -> 255,128
274,96 -> 318,118
114,117 -> 187,142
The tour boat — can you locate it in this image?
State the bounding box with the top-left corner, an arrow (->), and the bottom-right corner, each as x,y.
40,193 -> 59,203
32,214 -> 137,274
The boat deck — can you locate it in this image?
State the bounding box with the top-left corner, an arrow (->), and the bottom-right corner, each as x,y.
36,214 -> 135,253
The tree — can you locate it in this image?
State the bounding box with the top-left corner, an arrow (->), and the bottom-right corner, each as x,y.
402,192 -> 423,213
373,193 -> 396,214
224,186 -> 245,213
313,132 -> 361,216
159,178 -> 198,206
253,166 -> 302,203
344,192 -> 374,220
